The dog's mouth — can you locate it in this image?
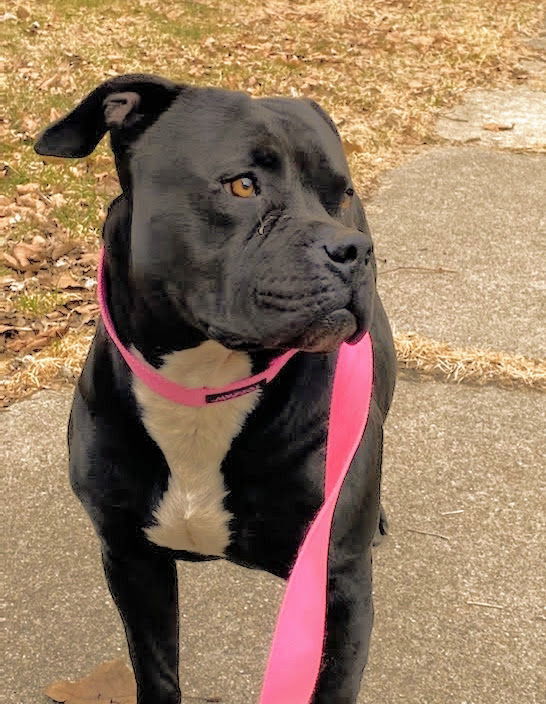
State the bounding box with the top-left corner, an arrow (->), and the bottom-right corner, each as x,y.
205,304 -> 367,354
286,308 -> 359,352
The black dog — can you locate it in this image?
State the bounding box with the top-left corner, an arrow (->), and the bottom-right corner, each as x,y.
35,74 -> 396,704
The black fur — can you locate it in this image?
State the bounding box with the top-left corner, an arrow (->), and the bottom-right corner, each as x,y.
36,74 -> 396,704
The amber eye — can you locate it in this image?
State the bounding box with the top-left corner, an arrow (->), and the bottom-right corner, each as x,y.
341,187 -> 354,209
225,176 -> 257,198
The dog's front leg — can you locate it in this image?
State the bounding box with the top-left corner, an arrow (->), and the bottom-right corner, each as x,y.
101,544 -> 181,704
313,551 -> 374,704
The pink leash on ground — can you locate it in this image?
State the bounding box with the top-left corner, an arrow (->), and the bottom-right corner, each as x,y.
97,247 -> 374,703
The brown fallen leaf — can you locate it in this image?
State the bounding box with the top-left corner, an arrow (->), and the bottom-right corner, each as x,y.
16,334 -> 51,354
482,122 -> 515,132
19,115 -> 41,136
72,302 -> 99,315
16,5 -> 32,20
12,242 -> 44,268
0,324 -> 19,334
2,252 -> 21,270
39,72 -> 61,91
73,304 -> 99,326
343,140 -> 364,155
51,240 -> 79,261
7,324 -> 69,354
16,182 -> 40,194
8,332 -> 43,354
78,252 -> 99,266
39,155 -> 67,165
55,272 -> 84,289
49,192 -> 67,208
45,659 -> 136,704
16,194 -> 39,210
90,154 -> 112,167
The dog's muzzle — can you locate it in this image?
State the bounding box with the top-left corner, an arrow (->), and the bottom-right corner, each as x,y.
248,224 -> 375,352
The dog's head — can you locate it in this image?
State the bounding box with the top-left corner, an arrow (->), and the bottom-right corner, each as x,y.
36,74 -> 376,353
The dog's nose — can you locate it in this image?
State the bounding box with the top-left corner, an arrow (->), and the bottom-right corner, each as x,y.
323,235 -> 372,268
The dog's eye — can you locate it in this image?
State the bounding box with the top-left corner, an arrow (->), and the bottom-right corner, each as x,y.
340,188 -> 354,209
225,176 -> 257,198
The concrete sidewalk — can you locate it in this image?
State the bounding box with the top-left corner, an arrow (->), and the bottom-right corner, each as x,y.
368,146 -> 545,358
3,379 -> 544,704
3,37 -> 545,704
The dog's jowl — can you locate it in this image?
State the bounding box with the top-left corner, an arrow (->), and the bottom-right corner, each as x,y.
35,74 -> 396,704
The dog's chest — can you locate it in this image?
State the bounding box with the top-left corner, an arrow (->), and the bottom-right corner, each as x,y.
133,341 -> 260,556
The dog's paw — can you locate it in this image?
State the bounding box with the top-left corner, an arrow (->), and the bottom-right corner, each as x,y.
372,505 -> 389,548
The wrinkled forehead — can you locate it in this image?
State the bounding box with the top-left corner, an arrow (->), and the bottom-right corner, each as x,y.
131,87 -> 349,183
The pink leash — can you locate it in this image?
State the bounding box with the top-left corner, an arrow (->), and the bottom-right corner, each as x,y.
98,248 -> 374,703
259,333 -> 373,704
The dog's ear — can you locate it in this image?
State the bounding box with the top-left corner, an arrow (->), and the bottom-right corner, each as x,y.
34,74 -> 181,158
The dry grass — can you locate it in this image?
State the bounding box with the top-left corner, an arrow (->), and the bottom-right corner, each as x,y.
0,327 -> 92,406
2,327 -> 544,409
0,0 -> 544,405
395,332 -> 546,391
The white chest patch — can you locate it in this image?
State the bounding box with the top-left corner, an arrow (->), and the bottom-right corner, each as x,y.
133,340 -> 260,556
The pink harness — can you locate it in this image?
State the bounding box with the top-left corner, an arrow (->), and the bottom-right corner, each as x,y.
98,248 -> 374,703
